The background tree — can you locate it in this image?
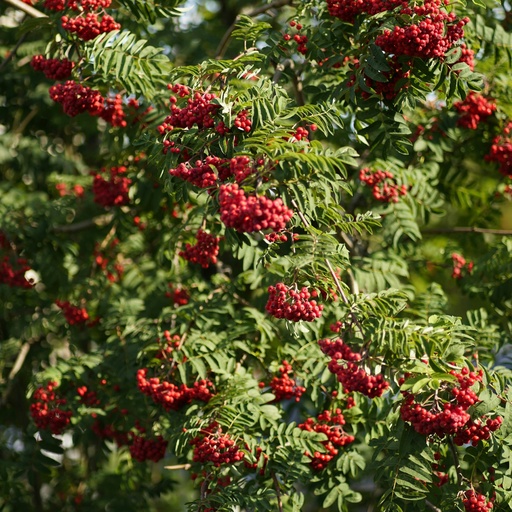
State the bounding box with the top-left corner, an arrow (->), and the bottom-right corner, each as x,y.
1,0 -> 512,511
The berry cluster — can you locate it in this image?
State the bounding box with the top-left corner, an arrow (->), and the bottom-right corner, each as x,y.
55,182 -> 85,197
266,283 -> 323,322
462,490 -> 494,511
451,253 -> 474,279
375,1 -> 469,60
486,123 -> 512,178
299,409 -> 355,470
61,13 -> 120,41
234,110 -> 252,132
49,81 -> 104,117
129,434 -> 168,463
93,239 -> 124,282
179,229 -> 220,268
55,299 -> 90,325
219,183 -> 293,233
359,168 -> 407,203
100,94 -> 127,127
31,55 -> 74,80
326,0 -> 405,23
77,385 -> 100,406
283,21 -> 308,55
0,256 -> 34,288
158,86 -> 219,134
92,420 -> 130,446
137,368 -> 213,411
267,360 -> 306,402
400,368 -> 502,441
169,156 -> 227,189
92,166 -> 132,207
155,330 -> 181,360
165,285 -> 190,306
30,381 -> 72,435
190,422 -> 245,467
43,0 -> 111,10
318,338 -> 390,398
454,92 -> 496,130
363,57 -> 411,100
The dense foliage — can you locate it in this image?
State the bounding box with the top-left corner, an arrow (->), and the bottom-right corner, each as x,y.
1,0 -> 512,510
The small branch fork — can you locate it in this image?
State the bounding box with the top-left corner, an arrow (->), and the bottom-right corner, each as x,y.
215,0 -> 294,58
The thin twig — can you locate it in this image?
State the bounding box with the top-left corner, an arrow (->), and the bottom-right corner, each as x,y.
425,499 -> 442,512
422,226 -> 512,235
271,472 -> 284,512
0,33 -> 27,74
215,0 -> 294,58
164,464 -> 192,470
53,213 -> 114,233
3,0 -> 47,18
1,342 -> 31,406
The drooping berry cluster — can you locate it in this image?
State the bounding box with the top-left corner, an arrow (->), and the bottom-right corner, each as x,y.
179,229 -> 220,268
129,434 -> 168,462
137,368 -> 213,411
49,81 -> 104,117
451,253 -> 474,279
190,422 -> 245,467
100,94 -> 127,127
165,285 -> 190,306
30,381 -> 72,435
318,338 -> 390,398
31,55 -> 75,80
267,360 -> 306,402
486,123 -> 512,178
169,156 -> 227,189
234,110 -> 252,132
359,168 -> 407,203
61,13 -> 120,41
219,183 -> 293,233
0,256 -> 34,288
375,1 -> 469,60
454,92 -> 497,130
92,166 -> 132,207
401,367 -> 502,441
55,299 -> 90,325
299,409 -> 355,470
266,283 -> 323,322
462,490 -> 494,511
43,0 -> 111,10
283,21 -> 308,55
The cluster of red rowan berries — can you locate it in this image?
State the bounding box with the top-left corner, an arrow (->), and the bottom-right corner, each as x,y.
400,368 -> 502,442
50,81 -> 104,117
31,55 -> 74,80
263,360 -> 306,402
234,110 -> 252,132
92,420 -> 130,446
219,183 -> 294,233
462,490 -> 494,511
0,256 -> 34,288
77,385 -> 100,406
49,81 -> 128,125
179,229 -> 220,268
30,381 -> 72,435
155,331 -> 181,360
283,21 -> 308,55
55,182 -> 85,197
451,253 -> 474,279
137,368 -> 214,412
129,434 -> 168,463
92,166 -> 131,207
61,13 -> 120,41
93,239 -> 124,283
190,422 -> 245,467
359,168 -> 407,203
454,92 -> 497,130
55,299 -> 90,325
165,285 -> 189,306
243,446 -> 269,475
170,156 -> 226,189
43,0 -> 111,10
266,283 -> 323,322
375,1 -> 468,60
318,338 -> 390,398
486,123 -> 512,178
299,409 -> 355,470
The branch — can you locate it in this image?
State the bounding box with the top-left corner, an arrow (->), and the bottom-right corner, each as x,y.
164,464 -> 192,470
271,472 -> 284,512
422,226 -> 512,236
3,0 -> 47,18
425,500 -> 442,512
215,0 -> 294,58
53,213 -> 114,233
1,342 -> 31,406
